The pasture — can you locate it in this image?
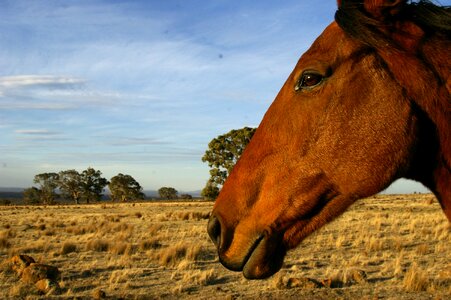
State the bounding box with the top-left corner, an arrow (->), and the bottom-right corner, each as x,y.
0,194 -> 449,299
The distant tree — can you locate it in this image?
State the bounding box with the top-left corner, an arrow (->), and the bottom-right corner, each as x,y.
180,194 -> 193,200
0,199 -> 11,205
80,167 -> 109,203
23,187 -> 42,204
158,187 -> 178,200
33,173 -> 59,204
201,180 -> 220,201
201,127 -> 256,200
109,173 -> 145,202
58,169 -> 83,204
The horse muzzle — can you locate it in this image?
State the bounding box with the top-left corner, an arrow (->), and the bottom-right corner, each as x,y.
207,213 -> 286,279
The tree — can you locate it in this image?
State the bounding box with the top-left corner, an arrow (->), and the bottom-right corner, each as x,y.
80,167 -> 109,203
33,173 -> 59,204
158,187 -> 178,200
109,173 -> 145,202
58,169 -> 83,204
201,180 -> 220,201
23,187 -> 42,205
201,127 -> 256,200
180,194 -> 193,200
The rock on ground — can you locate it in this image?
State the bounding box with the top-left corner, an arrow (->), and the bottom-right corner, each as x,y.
21,263 -> 60,284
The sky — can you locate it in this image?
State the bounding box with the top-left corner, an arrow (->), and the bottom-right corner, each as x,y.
0,0 -> 441,194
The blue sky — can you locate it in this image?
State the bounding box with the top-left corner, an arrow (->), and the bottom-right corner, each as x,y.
0,0 -> 439,193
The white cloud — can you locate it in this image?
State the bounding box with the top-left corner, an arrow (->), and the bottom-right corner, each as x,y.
0,75 -> 84,89
0,74 -> 163,111
13,129 -> 70,142
14,129 -> 60,135
0,75 -> 86,110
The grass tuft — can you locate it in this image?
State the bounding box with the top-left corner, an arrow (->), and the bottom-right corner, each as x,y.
139,238 -> 162,251
159,243 -> 188,267
61,242 -> 77,255
0,237 -> 11,249
86,239 -> 110,252
403,263 -> 430,292
181,269 -> 218,286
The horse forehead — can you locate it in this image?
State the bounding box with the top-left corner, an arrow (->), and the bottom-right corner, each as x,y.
318,21 -> 343,42
297,22 -> 355,67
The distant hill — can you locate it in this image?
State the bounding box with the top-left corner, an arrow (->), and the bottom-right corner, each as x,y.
0,187 -> 24,193
0,187 -> 201,201
0,187 -> 23,199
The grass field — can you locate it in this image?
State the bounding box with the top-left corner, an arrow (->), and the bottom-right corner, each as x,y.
0,194 -> 449,299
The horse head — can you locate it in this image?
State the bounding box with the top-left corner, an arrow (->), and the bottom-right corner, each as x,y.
208,0 -> 450,279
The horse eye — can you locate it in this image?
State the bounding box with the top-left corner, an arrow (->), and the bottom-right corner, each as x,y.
295,72 -> 324,91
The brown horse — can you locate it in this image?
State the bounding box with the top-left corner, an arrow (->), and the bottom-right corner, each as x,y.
208,0 -> 450,279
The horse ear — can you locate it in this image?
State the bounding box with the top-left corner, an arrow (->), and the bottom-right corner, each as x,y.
363,0 -> 406,20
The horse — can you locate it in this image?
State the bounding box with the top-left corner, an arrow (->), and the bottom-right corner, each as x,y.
207,0 -> 450,279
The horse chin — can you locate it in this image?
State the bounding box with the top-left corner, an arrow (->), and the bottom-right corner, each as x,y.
241,232 -> 286,279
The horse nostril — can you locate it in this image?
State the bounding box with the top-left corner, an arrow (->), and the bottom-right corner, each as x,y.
207,214 -> 221,248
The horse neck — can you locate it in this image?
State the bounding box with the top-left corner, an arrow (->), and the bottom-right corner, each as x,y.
416,35 -> 451,221
434,160 -> 451,222
377,32 -> 451,220
421,35 -> 451,169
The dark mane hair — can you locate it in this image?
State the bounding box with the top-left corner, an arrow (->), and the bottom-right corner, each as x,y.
335,0 -> 451,49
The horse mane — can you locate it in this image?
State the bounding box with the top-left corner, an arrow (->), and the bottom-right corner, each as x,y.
335,0 -> 451,172
335,0 -> 451,49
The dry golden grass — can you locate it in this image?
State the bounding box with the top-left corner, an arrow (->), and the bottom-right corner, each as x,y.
158,241 -> 204,267
0,236 -> 11,250
181,269 -> 218,286
403,263 -> 430,292
138,237 -> 162,251
86,239 -> 110,252
0,194 -> 449,299
60,242 -> 77,255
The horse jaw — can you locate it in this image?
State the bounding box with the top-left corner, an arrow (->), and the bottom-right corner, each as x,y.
215,166 -> 351,279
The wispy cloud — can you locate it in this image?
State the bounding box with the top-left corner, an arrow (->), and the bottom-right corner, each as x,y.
13,129 -> 70,142
14,129 -> 60,135
0,75 -> 84,89
107,137 -> 170,147
0,74 -> 163,111
0,75 -> 86,110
